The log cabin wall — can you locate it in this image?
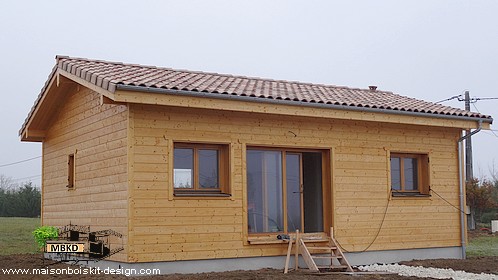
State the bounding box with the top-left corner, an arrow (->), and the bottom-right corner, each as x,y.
128,102 -> 462,263
42,88 -> 129,262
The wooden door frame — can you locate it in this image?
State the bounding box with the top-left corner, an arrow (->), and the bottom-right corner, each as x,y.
246,146 -> 331,236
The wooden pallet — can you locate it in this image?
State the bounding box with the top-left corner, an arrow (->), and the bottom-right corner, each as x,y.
284,227 -> 353,273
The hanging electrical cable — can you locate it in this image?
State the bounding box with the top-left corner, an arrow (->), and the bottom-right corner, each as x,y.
11,174 -> 42,182
0,156 -> 41,168
435,95 -> 462,104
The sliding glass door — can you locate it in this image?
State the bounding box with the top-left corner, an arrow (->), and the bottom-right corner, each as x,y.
247,148 -> 324,234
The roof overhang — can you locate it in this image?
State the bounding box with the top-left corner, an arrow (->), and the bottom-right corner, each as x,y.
19,69 -> 116,142
113,84 -> 492,130
21,66 -> 492,143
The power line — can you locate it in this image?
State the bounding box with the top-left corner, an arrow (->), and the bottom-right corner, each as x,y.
481,130 -> 498,139
431,189 -> 466,214
437,92 -> 498,104
472,103 -> 498,139
474,97 -> 498,101
11,174 -> 41,182
435,95 -> 462,104
0,156 -> 41,168
471,102 -> 481,113
336,189 -> 392,253
467,97 -> 498,103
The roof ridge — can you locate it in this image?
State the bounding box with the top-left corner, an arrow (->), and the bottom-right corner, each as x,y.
55,55 -> 393,94
57,55 -> 136,67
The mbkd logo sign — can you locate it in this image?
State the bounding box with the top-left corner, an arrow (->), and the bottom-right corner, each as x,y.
46,241 -> 85,253
43,224 -> 124,263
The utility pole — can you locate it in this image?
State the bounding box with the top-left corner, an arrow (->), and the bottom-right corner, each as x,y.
464,91 -> 477,230
464,90 -> 473,183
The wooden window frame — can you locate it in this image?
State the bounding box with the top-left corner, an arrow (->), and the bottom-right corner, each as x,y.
390,153 -> 430,196
67,154 -> 75,190
173,143 -> 230,197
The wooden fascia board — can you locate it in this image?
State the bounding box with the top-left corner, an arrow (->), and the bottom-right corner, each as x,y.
480,122 -> 491,130
21,129 -> 45,142
100,95 -> 126,106
20,72 -> 59,140
57,70 -> 115,100
21,69 -> 117,142
113,89 -> 486,130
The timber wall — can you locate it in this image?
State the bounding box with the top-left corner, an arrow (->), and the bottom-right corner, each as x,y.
42,88 -> 128,261
129,103 -> 462,262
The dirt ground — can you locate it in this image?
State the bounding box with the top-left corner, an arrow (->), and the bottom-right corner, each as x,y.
1,254 -> 498,280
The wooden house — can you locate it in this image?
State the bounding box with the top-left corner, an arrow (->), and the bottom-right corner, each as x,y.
20,56 -> 493,273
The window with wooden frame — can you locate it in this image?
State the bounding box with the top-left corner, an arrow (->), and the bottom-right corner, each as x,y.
390,153 -> 430,196
67,154 -> 75,189
173,143 -> 229,196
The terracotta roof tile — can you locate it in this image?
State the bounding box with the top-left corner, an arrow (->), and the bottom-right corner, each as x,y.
50,56 -> 492,121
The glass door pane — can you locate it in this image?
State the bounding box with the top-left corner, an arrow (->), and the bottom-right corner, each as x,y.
286,153 -> 301,232
247,150 -> 283,233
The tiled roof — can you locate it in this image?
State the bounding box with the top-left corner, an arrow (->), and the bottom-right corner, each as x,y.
53,56 -> 493,121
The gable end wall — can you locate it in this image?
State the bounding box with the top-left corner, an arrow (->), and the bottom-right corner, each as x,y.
42,88 -> 129,262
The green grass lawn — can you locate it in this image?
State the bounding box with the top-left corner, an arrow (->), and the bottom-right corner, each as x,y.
467,234 -> 498,257
0,217 -> 40,255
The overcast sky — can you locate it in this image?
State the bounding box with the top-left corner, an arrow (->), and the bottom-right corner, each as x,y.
1,0 -> 497,187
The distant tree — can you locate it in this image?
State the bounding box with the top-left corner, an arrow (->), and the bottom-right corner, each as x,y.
0,185 -> 15,216
0,175 -> 15,216
466,177 -> 496,223
0,175 -> 40,217
0,188 -> 7,216
489,166 -> 498,209
15,182 -> 41,217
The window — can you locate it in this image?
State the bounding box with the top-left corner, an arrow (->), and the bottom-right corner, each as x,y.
67,154 -> 75,189
390,153 -> 429,196
246,148 -> 325,234
173,143 -> 229,196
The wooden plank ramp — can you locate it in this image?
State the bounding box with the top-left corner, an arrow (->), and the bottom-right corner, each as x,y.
284,227 -> 353,274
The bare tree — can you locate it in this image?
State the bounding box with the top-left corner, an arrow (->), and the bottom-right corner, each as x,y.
490,160 -> 498,183
0,174 -> 18,190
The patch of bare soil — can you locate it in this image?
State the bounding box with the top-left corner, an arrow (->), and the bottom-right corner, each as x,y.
1,254 -> 496,279
468,229 -> 496,239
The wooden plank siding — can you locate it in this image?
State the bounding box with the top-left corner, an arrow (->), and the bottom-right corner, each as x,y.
128,103 -> 463,263
40,86 -> 464,264
42,88 -> 128,262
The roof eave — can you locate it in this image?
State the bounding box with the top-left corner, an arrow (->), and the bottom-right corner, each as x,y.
19,66 -> 118,142
115,84 -> 493,128
19,67 -> 60,141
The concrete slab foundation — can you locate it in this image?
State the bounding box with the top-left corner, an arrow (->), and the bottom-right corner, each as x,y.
46,246 -> 462,275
